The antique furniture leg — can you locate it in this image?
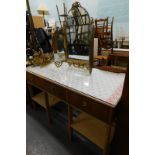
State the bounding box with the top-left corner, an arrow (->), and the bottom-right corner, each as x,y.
26,83 -> 31,105
44,92 -> 52,125
68,104 -> 73,143
103,124 -> 112,155
27,84 -> 36,110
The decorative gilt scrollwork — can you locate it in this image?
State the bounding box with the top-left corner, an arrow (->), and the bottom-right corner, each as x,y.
66,59 -> 89,69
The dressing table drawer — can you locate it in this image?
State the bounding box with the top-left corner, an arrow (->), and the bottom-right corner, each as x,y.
67,90 -> 115,123
27,72 -> 66,101
27,72 -> 54,93
68,91 -> 92,114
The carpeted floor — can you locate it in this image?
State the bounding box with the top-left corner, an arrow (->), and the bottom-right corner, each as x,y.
26,102 -> 102,155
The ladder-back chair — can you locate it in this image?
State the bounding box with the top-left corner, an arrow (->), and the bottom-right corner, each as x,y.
95,17 -> 114,55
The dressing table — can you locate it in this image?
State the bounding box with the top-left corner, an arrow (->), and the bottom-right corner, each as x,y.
26,1 -> 126,153
26,62 -> 125,154
27,62 -> 125,122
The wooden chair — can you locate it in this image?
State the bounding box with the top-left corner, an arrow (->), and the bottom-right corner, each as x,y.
95,17 -> 114,55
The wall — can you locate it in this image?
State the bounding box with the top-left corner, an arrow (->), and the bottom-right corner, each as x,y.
29,0 -> 129,39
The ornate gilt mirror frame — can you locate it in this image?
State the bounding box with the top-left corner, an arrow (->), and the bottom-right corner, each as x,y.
64,1 -> 94,73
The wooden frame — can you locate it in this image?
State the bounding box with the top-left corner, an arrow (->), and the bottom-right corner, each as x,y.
64,25 -> 94,73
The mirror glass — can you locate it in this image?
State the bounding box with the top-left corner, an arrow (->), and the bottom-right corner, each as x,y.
65,2 -> 94,72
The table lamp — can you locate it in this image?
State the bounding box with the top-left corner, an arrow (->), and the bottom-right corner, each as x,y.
37,3 -> 49,26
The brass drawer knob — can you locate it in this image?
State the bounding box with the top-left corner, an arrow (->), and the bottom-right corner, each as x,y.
82,101 -> 87,107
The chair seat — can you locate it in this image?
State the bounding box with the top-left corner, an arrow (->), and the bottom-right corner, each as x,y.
95,55 -> 108,60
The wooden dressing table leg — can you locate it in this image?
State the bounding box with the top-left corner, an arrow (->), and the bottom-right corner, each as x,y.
27,84 -> 36,110
68,104 -> 73,143
26,84 -> 31,105
104,125 -> 112,155
44,92 -> 52,125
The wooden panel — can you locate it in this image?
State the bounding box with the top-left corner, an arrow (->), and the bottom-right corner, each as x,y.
32,92 -> 60,108
97,66 -> 127,73
32,16 -> 44,28
110,53 -> 129,57
91,100 -> 115,124
53,84 -> 66,101
71,112 -> 115,150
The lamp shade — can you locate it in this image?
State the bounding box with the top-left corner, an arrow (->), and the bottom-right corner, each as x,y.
37,3 -> 49,15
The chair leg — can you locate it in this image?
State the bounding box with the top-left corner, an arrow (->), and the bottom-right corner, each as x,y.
44,92 -> 52,125
67,104 -> 73,143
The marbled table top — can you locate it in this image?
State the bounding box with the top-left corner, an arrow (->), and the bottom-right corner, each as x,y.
27,62 -> 125,108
